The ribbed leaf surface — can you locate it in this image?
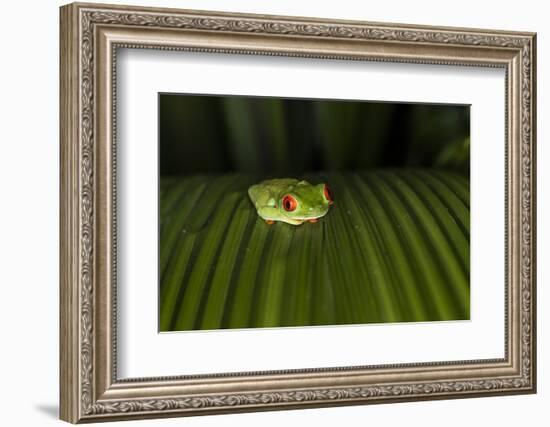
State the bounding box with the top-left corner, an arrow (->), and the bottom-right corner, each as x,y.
160,170 -> 470,331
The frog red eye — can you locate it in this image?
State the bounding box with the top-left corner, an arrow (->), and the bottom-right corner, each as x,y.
282,195 -> 297,212
324,184 -> 334,205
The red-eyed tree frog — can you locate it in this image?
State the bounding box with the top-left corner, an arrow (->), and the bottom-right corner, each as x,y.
248,178 -> 334,225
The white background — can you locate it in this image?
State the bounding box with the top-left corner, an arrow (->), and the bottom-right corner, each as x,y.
118,50 -> 504,377
0,0 -> 546,426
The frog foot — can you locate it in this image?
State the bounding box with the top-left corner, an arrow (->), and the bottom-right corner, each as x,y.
308,218 -> 318,223
265,220 -> 275,225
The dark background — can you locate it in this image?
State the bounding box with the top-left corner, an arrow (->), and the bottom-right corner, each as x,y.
159,93 -> 470,177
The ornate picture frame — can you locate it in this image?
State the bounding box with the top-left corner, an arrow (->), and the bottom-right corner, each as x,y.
60,2 -> 536,423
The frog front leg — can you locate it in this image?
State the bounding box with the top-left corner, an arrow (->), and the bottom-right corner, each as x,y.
255,206 -> 304,225
256,206 -> 280,224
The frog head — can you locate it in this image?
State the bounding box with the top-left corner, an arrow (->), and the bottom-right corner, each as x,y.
277,180 -> 333,225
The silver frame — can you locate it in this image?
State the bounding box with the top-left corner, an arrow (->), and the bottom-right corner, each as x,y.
60,2 -> 536,423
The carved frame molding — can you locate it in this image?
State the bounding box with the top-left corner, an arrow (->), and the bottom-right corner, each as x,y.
60,2 -> 536,423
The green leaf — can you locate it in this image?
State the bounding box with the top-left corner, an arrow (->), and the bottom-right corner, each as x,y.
160,170 -> 470,331
434,137 -> 471,173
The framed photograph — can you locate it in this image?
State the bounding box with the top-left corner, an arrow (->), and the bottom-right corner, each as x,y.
60,2 -> 537,423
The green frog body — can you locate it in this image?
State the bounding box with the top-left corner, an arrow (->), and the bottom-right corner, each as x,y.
248,178 -> 333,225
